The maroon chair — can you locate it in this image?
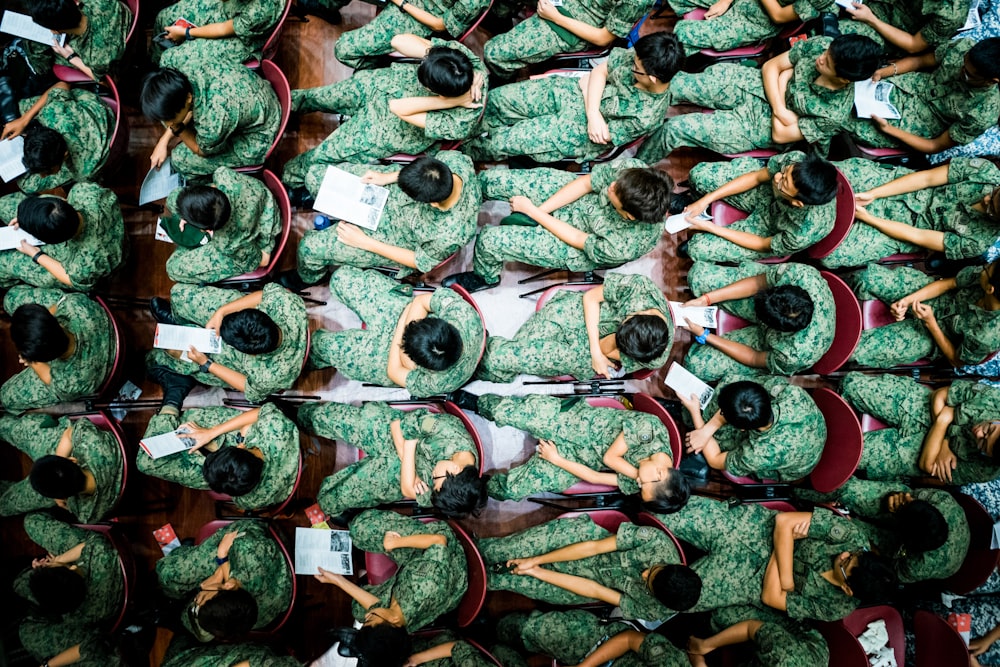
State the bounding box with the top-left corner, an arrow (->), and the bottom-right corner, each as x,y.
944,492 -> 1000,594
857,144 -> 912,161
455,0 -> 495,43
122,0 -> 140,45
806,170 -> 856,260
913,609 -> 971,667
683,9 -> 804,60
237,61 -> 290,173
73,411 -> 128,518
818,605 -> 906,667
246,0 -> 293,67
632,392 -> 683,468
74,523 -> 135,632
709,199 -> 789,264
557,509 -> 630,534
808,388 -> 864,493
215,170 -> 292,287
84,296 -> 124,411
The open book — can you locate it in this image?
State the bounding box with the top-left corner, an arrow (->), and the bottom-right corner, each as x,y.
669,301 -> 719,329
294,527 -> 354,575
313,166 -> 389,231
0,226 -> 45,251
854,79 -> 901,120
664,362 -> 714,409
153,324 -> 222,354
0,11 -> 66,46
0,137 -> 27,183
140,428 -> 195,459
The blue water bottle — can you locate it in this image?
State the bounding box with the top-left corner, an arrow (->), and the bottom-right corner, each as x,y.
313,214 -> 332,230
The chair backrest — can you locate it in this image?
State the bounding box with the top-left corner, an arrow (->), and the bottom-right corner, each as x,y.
535,283 -> 593,312
255,61 -> 291,166
446,282 -> 488,365
810,271 -> 862,374
222,169 -> 292,282
807,388 -> 863,493
100,76 -> 129,170
456,0 -> 495,42
464,638 -> 504,667
197,519 -> 235,544
913,610 -> 971,667
840,605 -> 906,667
92,296 -> 124,400
441,400 -> 486,475
122,0 -> 140,44
75,411 -> 128,515
631,392 -> 682,468
816,620 -> 870,667
635,511 -> 686,565
558,509 -> 630,534
861,299 -> 897,330
75,523 -> 135,632
806,170 -> 856,259
447,519 -> 487,627
253,522 -> 297,633
944,492 -> 1000,594
715,310 -> 751,336
261,0 -> 292,61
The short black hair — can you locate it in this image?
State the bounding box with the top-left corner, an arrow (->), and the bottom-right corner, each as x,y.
718,381 -> 772,430
176,186 -> 232,231
431,466 -> 488,519
828,34 -> 882,82
141,68 -> 192,122
633,32 -> 686,82
398,157 -> 454,204
894,499 -> 948,554
28,566 -> 86,615
401,317 -> 462,371
848,552 -> 898,603
790,154 -> 838,206
614,168 -> 674,222
11,304 -> 70,362
967,37 -> 1000,81
220,310 -> 280,354
417,47 -> 473,98
22,126 -> 68,175
649,564 -> 701,611
197,589 -> 258,640
640,469 -> 690,514
754,285 -> 814,333
28,0 -> 82,31
617,314 -> 670,364
355,625 -> 412,667
203,447 -> 264,496
29,455 -> 86,499
16,195 -> 79,244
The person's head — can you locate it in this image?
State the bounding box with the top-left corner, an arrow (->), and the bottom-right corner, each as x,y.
632,32 -> 686,84
401,317 -> 462,371
970,419 -> 1000,463
964,37 -> 1000,86
646,563 -> 701,611
176,186 -> 232,231
753,285 -> 814,333
835,551 -> 897,602
430,465 -> 488,519
29,455 -> 86,499
203,446 -> 264,496
11,304 -> 70,362
354,625 -> 412,667
893,499 -> 948,555
718,381 -> 773,430
16,195 -> 80,244
141,68 -> 194,125
22,126 -> 68,176
617,314 -> 671,364
28,0 -> 83,32
821,35 -> 882,83
639,459 -> 691,513
982,260 -> 1000,299
28,566 -> 87,615
196,588 -> 258,640
609,168 -> 674,222
417,47 -> 473,97
219,310 -> 281,355
398,157 -> 454,205
773,154 -> 838,208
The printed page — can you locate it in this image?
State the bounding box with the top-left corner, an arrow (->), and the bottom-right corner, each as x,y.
664,211 -> 710,235
853,79 -> 901,120
0,226 -> 44,251
669,301 -> 719,329
153,324 -> 222,353
664,362 -> 715,409
139,430 -> 192,459
0,11 -> 65,46
313,166 -> 389,231
294,527 -> 354,575
140,158 -> 183,205
0,137 -> 27,183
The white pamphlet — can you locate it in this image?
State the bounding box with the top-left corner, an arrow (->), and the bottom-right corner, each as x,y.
154,218 -> 173,243
294,527 -> 354,575
0,11 -> 65,46
854,79 -> 901,120
669,301 -> 719,329
959,4 -> 982,32
664,362 -> 715,409
140,158 -> 183,205
991,519 -> 1000,549
313,166 -> 389,231
153,324 -> 222,354
835,0 -> 861,8
0,137 -> 27,183
664,211 -> 710,235
139,428 -> 195,459
0,226 -> 44,251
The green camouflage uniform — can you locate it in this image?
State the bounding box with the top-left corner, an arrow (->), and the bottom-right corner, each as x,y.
480,515 -> 683,622
479,393 -> 673,500
841,372 -> 1000,483
162,635 -> 300,667
298,400 -> 477,515
283,39 -> 488,184
152,0 -> 285,64
794,477 -> 970,583
155,519 -> 293,637
477,272 -> 672,382
164,167 -> 280,283
145,283 -> 308,402
137,403 -> 299,510
684,153 -> 838,262
14,514 -> 125,667
16,87 -> 113,194
309,267 -> 484,396
0,182 -> 125,291
349,509 -> 467,631
839,0 -> 972,52
464,48 -> 672,163
1,287 -> 114,411
699,373 -> 825,482
24,0 -> 131,79
160,48 -> 282,179
409,632 -> 514,667
482,0 -> 653,76
0,414 -> 122,522
684,261 -> 836,379
709,606 -> 830,667
298,152 -> 480,280
847,264 -> 1000,367
470,159 -> 663,283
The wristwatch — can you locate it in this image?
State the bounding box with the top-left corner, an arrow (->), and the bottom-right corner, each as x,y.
185,26 -> 194,41
199,359 -> 213,373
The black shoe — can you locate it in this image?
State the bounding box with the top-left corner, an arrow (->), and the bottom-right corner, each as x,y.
327,627 -> 359,657
677,240 -> 690,259
0,76 -> 19,124
678,451 -> 710,481
820,12 -> 840,37
442,271 -> 499,294
446,388 -> 480,413
297,0 -> 342,24
147,365 -> 198,410
286,185 -> 315,209
668,190 -> 695,215
149,297 -> 177,325
327,506 -> 363,528
277,268 -> 322,292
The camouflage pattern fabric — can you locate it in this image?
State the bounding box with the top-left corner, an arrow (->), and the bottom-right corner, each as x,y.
709,605 -> 830,667
162,635 -> 300,667
838,0 -> 973,52
152,0 -> 285,64
24,0 -> 131,78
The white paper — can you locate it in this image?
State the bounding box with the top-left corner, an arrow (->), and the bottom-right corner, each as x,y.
0,11 -> 65,46
154,218 -> 173,243
958,4 -> 982,32
153,324 -> 222,354
664,211 -> 710,235
991,519 -> 1000,549
140,158 -> 183,205
313,166 -> 389,231
0,226 -> 44,251
835,0 -> 861,8
0,137 -> 27,183
854,79 -> 901,120
669,301 -> 719,329
294,527 -> 354,575
139,429 -> 194,459
664,362 -> 714,409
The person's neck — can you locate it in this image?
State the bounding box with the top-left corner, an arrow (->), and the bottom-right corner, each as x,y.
61,332 -> 77,360
437,175 -> 463,211
66,14 -> 88,36
639,79 -> 670,95
813,74 -> 845,91
81,470 -> 96,495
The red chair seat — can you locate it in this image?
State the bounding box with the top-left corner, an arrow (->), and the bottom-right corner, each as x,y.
808,388 -> 863,493
914,610 -> 972,667
860,414 -> 889,433
944,493 -> 1000,594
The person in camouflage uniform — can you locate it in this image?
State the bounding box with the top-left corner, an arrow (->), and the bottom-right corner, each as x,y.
688,606 -> 830,667
840,371 -> 1000,483
151,0 -> 285,65
679,372 -> 826,482
405,630 -> 523,667
464,34 -> 681,163
838,0 -> 973,54
138,402 -> 299,511
442,158 -> 671,292
156,520 -> 293,639
23,0 -> 131,80
161,635 -> 300,667
162,167 -> 280,284
298,400 -> 483,517
683,262 -> 836,380
14,513 -> 125,667
1,287 -> 114,411
478,273 -> 673,382
282,36 -> 488,185
847,262 -> 1000,368
0,413 -> 122,522
146,283 -> 308,403
309,267 -> 484,396
0,183 -> 125,291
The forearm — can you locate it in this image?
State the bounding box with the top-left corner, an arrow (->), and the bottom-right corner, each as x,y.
18,83 -> 63,124
531,537 -> 615,566
176,126 -> 203,156
36,254 -> 72,286
860,214 -> 945,251
704,333 -> 769,368
919,409 -> 953,472
702,621 -> 763,651
702,274 -> 769,305
209,408 -> 260,440
44,644 -> 82,667
400,442 -> 419,499
867,165 -> 947,199
54,542 -> 86,565
217,291 -> 265,319
772,521 -> 797,590
530,567 -> 622,605
392,533 -> 447,550
336,576 -> 382,609
390,33 -> 433,58
390,96 -> 456,118
534,212 -> 589,250
408,643 -> 456,665
579,631 -> 643,666
538,175 -> 591,214
67,57 -> 97,81
760,554 -> 788,610
584,63 -> 609,119
705,169 -> 769,204
362,238 -> 419,269
905,277 -> 956,303
758,0 -> 798,22
391,0 -> 446,31
546,13 -> 616,46
187,19 -> 237,39
702,439 -> 727,470
205,363 -> 247,393
761,56 -> 792,115
868,19 -> 928,53
603,434 -> 638,478
877,124 -> 955,153
548,456 -> 618,486
925,320 -> 960,366
582,286 -> 605,356
703,224 -> 772,252
874,52 -> 937,79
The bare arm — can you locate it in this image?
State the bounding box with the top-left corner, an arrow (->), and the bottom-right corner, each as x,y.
854,207 -> 945,251
574,631 -> 645,667
845,3 -> 930,53
758,0 -> 799,22
762,51 -> 795,124
689,218 -> 773,252
687,167 -> 771,214
42,644 -> 83,667
314,569 -> 382,609
703,331 -> 769,368
390,33 -> 433,58
406,642 -> 456,666
871,52 -> 938,81
862,163 -> 950,201
760,553 -> 788,611
387,533 -> 448,550
537,439 -> 619,486
773,511 -> 812,591
538,174 -> 593,214
511,535 -> 618,570
537,0 -> 617,45
692,274 -> 769,306
526,566 -> 623,606
918,404 -> 955,474
871,118 -> 956,153
389,0 -> 446,32
399,436 -> 423,499
602,431 -> 639,479
1,81 -> 70,139
513,197 -> 589,250
583,61 -> 612,145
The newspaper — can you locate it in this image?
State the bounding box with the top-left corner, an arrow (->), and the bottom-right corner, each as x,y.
0,11 -> 65,46
153,324 -> 222,354
140,158 -> 183,205
294,527 -> 354,575
664,362 -> 714,409
669,301 -> 719,329
664,211 -> 710,235
139,428 -> 195,459
313,166 -> 389,231
854,79 -> 901,120
0,137 -> 27,183
0,226 -> 44,251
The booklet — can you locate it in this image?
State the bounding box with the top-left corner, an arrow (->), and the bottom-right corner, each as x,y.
0,137 -> 27,183
153,324 -> 222,354
0,226 -> 44,251
0,11 -> 66,46
835,0 -> 861,8
140,158 -> 184,205
669,301 -> 719,329
139,428 -> 195,459
313,166 -> 389,231
294,527 -> 354,575
958,4 -> 982,32
854,79 -> 901,120
664,211 -> 710,235
664,362 -> 715,409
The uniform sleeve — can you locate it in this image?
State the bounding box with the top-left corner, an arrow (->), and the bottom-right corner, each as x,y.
767,151 -> 805,178
232,0 -> 284,40
768,205 -> 834,255
450,640 -> 497,667
441,0 -> 491,38
602,272 -> 667,316
942,230 -> 992,260
197,93 -> 242,156
946,379 -> 988,407
786,36 -> 810,66
785,585 -> 857,621
583,224 -> 659,266
946,157 -> 999,184
789,0 -> 836,22
236,403 -> 300,509
724,441 -> 771,479
806,507 -> 858,544
919,5 -> 970,47
605,0 -> 650,38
